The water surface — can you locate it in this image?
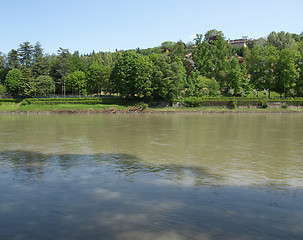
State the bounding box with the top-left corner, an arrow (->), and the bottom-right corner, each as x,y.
0,113 -> 302,239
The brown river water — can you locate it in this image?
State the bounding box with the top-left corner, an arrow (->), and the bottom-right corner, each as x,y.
0,113 -> 302,239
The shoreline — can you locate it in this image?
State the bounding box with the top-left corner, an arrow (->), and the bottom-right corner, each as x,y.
1,108 -> 303,115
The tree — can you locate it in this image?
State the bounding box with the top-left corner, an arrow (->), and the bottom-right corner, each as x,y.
226,57 -> 250,96
35,75 -> 55,96
87,64 -> 111,94
4,68 -> 22,95
0,52 -> 6,68
248,46 -> 279,98
31,42 -> 50,78
0,69 -> 9,85
193,30 -> 230,88
275,48 -> 299,97
267,31 -> 296,50
33,42 -> 44,60
149,53 -> 186,99
66,70 -> 87,96
204,29 -> 224,42
18,42 -> 33,67
111,52 -> 153,98
7,49 -> 19,69
185,73 -> 220,97
19,68 -> 35,97
51,48 -> 72,95
0,84 -> 6,98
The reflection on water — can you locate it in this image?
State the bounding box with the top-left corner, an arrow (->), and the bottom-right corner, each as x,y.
0,114 -> 303,239
1,150 -> 303,240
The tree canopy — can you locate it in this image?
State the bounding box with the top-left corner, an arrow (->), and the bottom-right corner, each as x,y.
1,29 -> 303,99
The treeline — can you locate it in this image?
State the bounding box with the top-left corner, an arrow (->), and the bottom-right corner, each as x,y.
0,29 -> 303,100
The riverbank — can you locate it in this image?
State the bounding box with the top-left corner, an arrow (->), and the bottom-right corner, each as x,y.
1,102 -> 303,114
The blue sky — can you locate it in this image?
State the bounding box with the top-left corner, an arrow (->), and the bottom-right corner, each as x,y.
1,0 -> 302,55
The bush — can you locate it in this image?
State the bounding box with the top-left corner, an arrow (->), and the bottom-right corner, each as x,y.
261,99 -> 269,108
230,99 -> 237,109
134,102 -> 148,110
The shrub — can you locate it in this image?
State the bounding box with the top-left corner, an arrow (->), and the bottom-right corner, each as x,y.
261,99 -> 269,108
229,99 -> 237,109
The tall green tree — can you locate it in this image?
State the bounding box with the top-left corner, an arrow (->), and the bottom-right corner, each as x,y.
0,52 -> 6,68
50,48 -> 72,95
193,30 -> 230,88
87,64 -> 111,94
32,42 -> 49,78
4,68 -> 22,95
19,68 -> 35,97
35,75 -> 55,96
275,48 -> 299,97
66,70 -> 87,96
226,57 -> 250,96
111,52 -> 153,98
7,49 -> 19,69
18,42 -> 33,67
248,46 -> 279,97
149,53 -> 186,99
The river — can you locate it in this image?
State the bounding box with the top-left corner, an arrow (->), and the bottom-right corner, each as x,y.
0,113 -> 302,239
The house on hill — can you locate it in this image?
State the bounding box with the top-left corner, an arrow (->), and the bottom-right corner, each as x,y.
229,36 -> 256,48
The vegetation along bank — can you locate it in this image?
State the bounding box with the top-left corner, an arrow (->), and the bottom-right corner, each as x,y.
1,29 -> 303,113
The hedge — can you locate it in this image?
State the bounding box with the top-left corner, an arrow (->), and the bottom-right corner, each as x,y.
22,97 -> 137,105
175,97 -> 303,108
0,98 -> 22,103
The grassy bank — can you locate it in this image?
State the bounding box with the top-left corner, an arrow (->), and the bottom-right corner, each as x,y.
1,101 -> 303,113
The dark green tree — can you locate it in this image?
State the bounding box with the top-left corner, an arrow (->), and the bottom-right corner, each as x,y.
0,83 -> 6,97
18,42 -> 33,67
275,48 -> 298,97
50,48 -> 72,95
19,68 -> 35,97
7,49 -> 19,69
149,53 -> 186,99
0,52 -> 6,68
111,52 -> 153,98
193,31 -> 230,89
87,64 -> 111,94
226,57 -> 250,96
248,46 -> 279,97
4,68 -> 22,95
32,42 -> 50,78
66,70 -> 87,96
35,75 -> 55,96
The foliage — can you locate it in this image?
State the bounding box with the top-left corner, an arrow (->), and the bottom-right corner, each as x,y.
1,29 -> 303,102
226,57 -> 250,96
149,54 -> 186,100
186,74 -> 220,97
267,31 -> 296,50
35,75 -> 55,95
18,41 -> 33,67
66,70 -> 87,96
7,49 -> 19,69
275,48 -> 299,97
110,52 -> 153,98
19,68 -> 35,97
0,84 -> 6,97
4,68 -> 22,95
87,64 -> 111,94
193,30 -> 230,88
